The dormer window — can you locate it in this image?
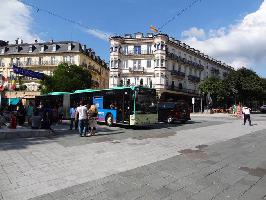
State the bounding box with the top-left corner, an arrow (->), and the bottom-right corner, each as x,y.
29,45 -> 34,53
68,43 -> 73,51
40,45 -> 46,52
52,44 -> 58,52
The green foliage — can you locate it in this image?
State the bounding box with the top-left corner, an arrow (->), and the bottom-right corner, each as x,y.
41,63 -> 92,93
199,67 -> 265,107
226,68 -> 263,101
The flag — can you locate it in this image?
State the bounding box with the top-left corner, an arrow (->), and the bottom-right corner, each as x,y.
150,25 -> 158,33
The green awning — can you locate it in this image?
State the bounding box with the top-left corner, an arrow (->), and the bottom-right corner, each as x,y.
9,98 -> 20,105
47,92 -> 71,96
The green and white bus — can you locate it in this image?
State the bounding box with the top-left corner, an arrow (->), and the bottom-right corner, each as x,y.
93,86 -> 158,126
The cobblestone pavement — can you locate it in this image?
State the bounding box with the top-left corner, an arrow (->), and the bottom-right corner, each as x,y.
0,114 -> 266,200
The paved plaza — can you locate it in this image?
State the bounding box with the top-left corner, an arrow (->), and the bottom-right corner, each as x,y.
0,114 -> 266,200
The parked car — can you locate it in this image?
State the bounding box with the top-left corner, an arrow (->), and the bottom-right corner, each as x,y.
260,105 -> 266,113
158,101 -> 191,123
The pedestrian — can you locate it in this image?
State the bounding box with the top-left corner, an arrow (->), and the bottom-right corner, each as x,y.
31,110 -> 42,129
75,100 -> 87,137
86,104 -> 98,137
26,101 -> 34,126
69,104 -> 76,130
58,104 -> 64,124
17,101 -> 26,126
242,105 -> 252,126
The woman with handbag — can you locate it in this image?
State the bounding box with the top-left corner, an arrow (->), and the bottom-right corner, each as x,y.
86,105 -> 98,137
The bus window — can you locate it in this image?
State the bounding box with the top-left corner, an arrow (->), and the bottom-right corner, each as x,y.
135,88 -> 157,114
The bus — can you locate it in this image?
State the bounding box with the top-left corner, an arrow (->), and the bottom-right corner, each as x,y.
35,92 -> 71,118
92,86 -> 158,126
35,86 -> 158,126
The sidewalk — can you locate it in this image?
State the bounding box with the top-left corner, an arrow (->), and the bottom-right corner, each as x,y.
190,112 -> 238,118
0,123 -> 70,140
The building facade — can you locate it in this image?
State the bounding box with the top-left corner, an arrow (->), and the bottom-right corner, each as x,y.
0,39 -> 109,99
109,33 -> 233,100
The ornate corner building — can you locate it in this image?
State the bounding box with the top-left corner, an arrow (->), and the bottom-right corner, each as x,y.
109,33 -> 233,101
0,39 -> 109,100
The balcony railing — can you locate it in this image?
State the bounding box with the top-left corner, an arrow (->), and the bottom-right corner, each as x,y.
167,86 -> 198,94
166,52 -> 204,70
170,70 -> 186,78
10,60 -> 75,67
188,75 -> 201,82
129,67 -> 144,73
122,50 -> 153,55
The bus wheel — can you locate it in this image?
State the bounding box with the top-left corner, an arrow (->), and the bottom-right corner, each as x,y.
167,117 -> 173,124
106,114 -> 113,126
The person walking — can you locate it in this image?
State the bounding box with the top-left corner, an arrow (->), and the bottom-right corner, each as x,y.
242,105 -> 252,126
75,101 -> 87,137
69,104 -> 76,130
86,104 -> 98,137
58,104 -> 64,124
26,102 -> 34,126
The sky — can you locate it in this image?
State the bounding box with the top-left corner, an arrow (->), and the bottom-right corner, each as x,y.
0,0 -> 265,77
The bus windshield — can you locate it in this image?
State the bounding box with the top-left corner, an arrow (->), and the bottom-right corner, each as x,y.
135,88 -> 157,114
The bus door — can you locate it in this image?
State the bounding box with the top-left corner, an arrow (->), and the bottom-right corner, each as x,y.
93,96 -> 117,124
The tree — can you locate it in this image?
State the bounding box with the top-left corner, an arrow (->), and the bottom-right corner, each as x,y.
41,63 -> 92,93
199,77 -> 229,107
226,68 -> 263,103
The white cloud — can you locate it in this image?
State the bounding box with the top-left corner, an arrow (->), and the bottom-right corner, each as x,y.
181,27 -> 205,39
85,29 -> 112,41
182,0 -> 266,73
0,0 -> 40,43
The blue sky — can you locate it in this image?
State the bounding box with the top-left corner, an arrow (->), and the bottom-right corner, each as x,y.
0,0 -> 265,77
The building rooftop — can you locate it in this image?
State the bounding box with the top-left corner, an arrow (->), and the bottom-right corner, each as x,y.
110,32 -> 233,70
0,39 -> 108,68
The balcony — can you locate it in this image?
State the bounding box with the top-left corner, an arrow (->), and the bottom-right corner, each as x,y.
170,70 -> 186,78
122,50 -> 153,56
188,75 -> 201,83
129,67 -> 145,73
167,86 -> 198,95
10,60 -> 76,68
166,52 -> 204,70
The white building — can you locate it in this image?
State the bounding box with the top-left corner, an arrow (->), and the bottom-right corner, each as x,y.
109,33 -> 233,100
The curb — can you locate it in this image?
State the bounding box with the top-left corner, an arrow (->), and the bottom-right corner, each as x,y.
0,129 -> 52,140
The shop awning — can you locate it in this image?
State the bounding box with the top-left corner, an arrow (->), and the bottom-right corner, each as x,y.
9,98 -> 20,105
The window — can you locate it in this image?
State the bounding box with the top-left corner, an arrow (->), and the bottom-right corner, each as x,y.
156,59 -> 159,67
133,60 -> 141,69
39,57 -> 43,65
123,60 -> 128,69
123,46 -> 128,55
40,46 -> 45,52
147,44 -> 152,54
26,57 -> 32,65
52,45 -> 57,52
134,45 -> 141,54
172,64 -> 175,71
1,48 -> 4,54
29,46 -> 33,53
189,68 -> 192,75
161,59 -> 164,67
147,60 -> 151,68
68,43 -> 72,51
111,60 -> 114,68
64,55 -> 74,64
51,56 -> 56,65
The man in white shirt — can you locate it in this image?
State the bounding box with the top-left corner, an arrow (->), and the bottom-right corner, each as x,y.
242,106 -> 252,126
75,101 -> 87,136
